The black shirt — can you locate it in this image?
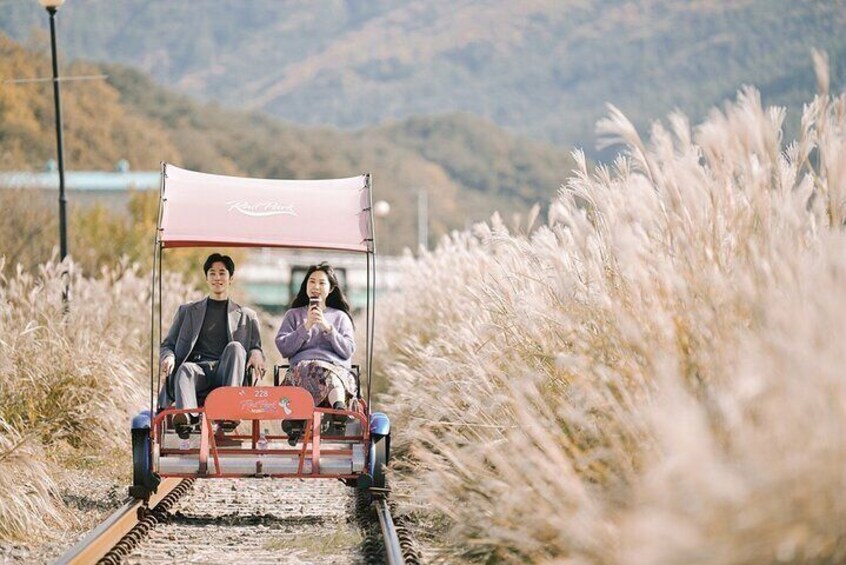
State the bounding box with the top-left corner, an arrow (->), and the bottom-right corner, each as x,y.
190,298 -> 229,361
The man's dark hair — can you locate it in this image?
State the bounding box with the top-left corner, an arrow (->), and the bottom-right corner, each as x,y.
203,253 -> 235,276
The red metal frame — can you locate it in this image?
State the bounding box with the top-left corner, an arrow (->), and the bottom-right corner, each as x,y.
150,386 -> 370,480
145,167 -> 380,487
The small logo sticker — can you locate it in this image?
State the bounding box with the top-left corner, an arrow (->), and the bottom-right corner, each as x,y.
279,397 -> 293,415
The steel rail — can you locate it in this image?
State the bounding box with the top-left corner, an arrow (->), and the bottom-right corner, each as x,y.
375,497 -> 405,565
54,478 -> 183,565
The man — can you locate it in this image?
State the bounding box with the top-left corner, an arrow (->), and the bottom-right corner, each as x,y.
159,253 -> 265,437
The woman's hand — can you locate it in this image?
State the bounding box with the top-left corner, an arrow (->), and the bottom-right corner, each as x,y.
304,305 -> 317,330
315,309 -> 333,333
306,305 -> 332,333
305,304 -> 329,331
319,313 -> 333,334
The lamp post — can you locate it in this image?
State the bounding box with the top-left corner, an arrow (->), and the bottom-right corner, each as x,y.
39,0 -> 68,262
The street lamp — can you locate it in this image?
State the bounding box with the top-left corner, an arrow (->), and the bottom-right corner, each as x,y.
39,0 -> 68,262
372,200 -> 390,254
373,200 -> 391,218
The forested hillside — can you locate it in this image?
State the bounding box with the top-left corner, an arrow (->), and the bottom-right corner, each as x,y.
0,36 -> 574,254
2,0 -> 843,155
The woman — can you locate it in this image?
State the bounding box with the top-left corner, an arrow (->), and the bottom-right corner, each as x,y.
275,262 -> 356,444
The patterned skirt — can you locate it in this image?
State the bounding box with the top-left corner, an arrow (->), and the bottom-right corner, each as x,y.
285,360 -> 357,406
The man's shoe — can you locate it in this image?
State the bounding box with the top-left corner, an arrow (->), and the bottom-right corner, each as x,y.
172,413 -> 192,440
219,420 -> 240,433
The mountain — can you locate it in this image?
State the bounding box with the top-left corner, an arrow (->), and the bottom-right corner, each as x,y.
0,36 -> 574,254
2,0 -> 843,155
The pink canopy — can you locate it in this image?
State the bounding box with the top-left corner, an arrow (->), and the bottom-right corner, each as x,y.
158,164 -> 373,253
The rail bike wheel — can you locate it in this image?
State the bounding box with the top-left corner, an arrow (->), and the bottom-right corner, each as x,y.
355,433 -> 391,512
130,428 -> 159,499
371,433 -> 390,490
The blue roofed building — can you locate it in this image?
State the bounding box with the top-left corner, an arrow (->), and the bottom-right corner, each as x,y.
0,159 -> 159,210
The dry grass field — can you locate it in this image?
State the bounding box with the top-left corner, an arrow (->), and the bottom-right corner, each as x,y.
0,259 -> 193,540
375,53 -> 846,563
2,53 -> 845,564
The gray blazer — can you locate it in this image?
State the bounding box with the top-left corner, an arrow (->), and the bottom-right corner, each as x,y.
160,297 -> 263,369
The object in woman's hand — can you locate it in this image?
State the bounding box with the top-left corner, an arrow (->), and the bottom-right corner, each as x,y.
309,296 -> 320,310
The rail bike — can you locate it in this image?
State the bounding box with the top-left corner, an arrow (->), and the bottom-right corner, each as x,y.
129,164 -> 390,502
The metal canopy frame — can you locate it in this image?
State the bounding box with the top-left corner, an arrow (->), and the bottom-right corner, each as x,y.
148,163 -> 378,418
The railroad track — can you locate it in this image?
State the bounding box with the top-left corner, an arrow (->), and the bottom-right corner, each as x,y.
54,478 -> 188,565
54,479 -> 419,564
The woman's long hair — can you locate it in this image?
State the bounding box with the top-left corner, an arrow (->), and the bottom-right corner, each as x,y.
290,262 -> 353,322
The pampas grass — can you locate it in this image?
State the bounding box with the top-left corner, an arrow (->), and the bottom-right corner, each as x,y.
0,257 -> 193,541
0,421 -> 63,540
376,53 -> 846,563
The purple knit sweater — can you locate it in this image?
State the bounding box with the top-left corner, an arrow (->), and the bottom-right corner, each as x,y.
275,306 -> 355,367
